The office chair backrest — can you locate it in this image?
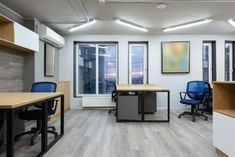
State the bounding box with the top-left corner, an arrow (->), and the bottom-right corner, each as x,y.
186,81 -> 205,100
112,82 -> 117,91
204,82 -> 212,99
111,82 -> 117,102
31,82 -> 57,114
31,82 -> 57,93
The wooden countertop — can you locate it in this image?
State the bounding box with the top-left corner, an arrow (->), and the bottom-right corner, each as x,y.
116,84 -> 169,92
0,92 -> 64,109
213,81 -> 235,85
214,110 -> 235,119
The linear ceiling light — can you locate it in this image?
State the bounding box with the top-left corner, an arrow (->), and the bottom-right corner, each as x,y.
115,19 -> 148,32
69,19 -> 97,32
227,18 -> 235,28
163,19 -> 213,32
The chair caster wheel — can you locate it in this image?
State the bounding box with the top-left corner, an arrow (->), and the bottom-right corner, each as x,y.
178,115 -> 181,119
30,140 -> 36,146
14,137 -> 20,142
192,118 -> 196,122
205,118 -> 208,121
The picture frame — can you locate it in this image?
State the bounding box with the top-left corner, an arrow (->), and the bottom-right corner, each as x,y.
44,43 -> 55,77
161,41 -> 190,74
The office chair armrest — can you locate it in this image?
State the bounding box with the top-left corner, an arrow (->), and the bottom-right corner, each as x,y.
54,99 -> 59,108
48,99 -> 59,115
204,91 -> 212,96
179,92 -> 187,100
202,92 -> 212,103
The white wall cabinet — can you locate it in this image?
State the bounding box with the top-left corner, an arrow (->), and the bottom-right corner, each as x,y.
0,14 -> 39,53
14,22 -> 39,52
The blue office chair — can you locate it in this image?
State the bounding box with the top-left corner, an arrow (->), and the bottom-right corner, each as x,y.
178,81 -> 208,122
15,82 -> 58,145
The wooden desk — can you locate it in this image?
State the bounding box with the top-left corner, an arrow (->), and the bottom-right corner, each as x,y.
116,84 -> 170,122
0,92 -> 64,157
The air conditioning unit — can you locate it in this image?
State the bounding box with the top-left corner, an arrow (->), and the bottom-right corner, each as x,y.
38,24 -> 65,48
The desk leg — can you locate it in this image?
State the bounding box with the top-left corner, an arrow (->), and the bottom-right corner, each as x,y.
167,91 -> 170,122
141,92 -> 145,121
6,109 -> 14,157
41,102 -> 48,153
60,96 -> 64,135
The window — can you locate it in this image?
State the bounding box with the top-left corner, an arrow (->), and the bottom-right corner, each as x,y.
74,43 -> 118,96
225,41 -> 235,81
129,42 -> 148,84
202,41 -> 216,83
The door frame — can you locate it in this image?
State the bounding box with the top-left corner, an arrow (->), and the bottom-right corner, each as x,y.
128,42 -> 149,84
202,41 -> 216,83
225,41 -> 235,81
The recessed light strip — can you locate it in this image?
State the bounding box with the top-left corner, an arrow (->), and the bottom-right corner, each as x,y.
115,19 -> 148,32
163,19 -> 213,32
227,18 -> 235,28
69,19 -> 97,32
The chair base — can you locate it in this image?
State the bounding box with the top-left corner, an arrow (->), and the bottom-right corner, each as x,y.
178,106 -> 208,122
108,108 -> 116,116
15,126 -> 58,145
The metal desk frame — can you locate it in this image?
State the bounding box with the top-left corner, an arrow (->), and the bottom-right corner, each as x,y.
2,94 -> 64,157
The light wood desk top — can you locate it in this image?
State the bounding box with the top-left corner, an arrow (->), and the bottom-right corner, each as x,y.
0,92 -> 64,109
116,84 -> 169,92
213,81 -> 235,85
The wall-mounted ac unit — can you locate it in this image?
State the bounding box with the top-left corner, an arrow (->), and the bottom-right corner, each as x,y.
38,24 -> 65,48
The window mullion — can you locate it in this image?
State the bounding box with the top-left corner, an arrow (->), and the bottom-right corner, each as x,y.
96,44 -> 99,95
129,45 -> 132,84
75,44 -> 79,96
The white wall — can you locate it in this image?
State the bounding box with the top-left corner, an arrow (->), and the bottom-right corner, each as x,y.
58,34 -> 235,109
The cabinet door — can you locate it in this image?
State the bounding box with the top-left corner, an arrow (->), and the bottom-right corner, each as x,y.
213,112 -> 235,156
14,22 -> 39,52
117,95 -> 140,120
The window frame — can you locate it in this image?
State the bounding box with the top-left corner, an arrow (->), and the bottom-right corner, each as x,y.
128,42 -> 149,84
73,41 -> 119,97
202,41 -> 216,83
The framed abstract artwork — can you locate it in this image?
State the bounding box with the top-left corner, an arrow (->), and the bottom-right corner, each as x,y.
161,41 -> 190,74
44,43 -> 55,77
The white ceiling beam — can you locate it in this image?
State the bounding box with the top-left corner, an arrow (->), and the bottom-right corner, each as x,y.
0,3 -> 23,19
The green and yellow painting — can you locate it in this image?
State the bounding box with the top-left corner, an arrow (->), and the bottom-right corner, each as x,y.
162,41 -> 190,73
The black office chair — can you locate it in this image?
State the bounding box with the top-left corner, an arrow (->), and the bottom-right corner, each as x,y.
15,82 -> 58,145
201,82 -> 212,114
178,81 -> 208,122
108,83 -> 118,115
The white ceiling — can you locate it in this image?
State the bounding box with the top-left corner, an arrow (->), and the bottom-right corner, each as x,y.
1,0 -> 235,35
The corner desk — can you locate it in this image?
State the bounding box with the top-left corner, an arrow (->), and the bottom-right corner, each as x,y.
0,92 -> 64,157
213,82 -> 235,157
116,84 -> 170,122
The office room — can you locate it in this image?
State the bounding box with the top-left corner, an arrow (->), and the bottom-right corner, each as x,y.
0,0 -> 234,157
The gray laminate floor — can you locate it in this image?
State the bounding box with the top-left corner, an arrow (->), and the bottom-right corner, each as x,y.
0,109 -> 218,157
